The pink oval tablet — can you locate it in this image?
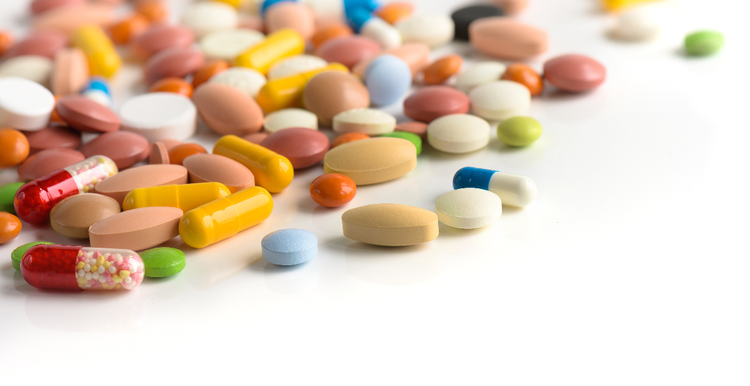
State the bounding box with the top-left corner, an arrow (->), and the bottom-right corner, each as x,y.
33,4 -> 115,36
317,36 -> 381,70
242,132 -> 268,145
260,127 -> 329,169
23,126 -> 82,154
52,47 -> 89,96
3,31 -> 68,60
131,25 -> 195,60
193,83 -> 263,136
183,153 -> 255,193
543,54 -> 606,93
353,43 -> 430,78
56,95 -> 121,133
395,121 -> 428,139
266,2 -> 316,41
94,164 -> 188,205
17,148 -> 85,181
145,47 -> 205,84
469,17 -> 548,60
89,206 -> 183,250
149,142 -> 169,164
31,0 -> 86,15
81,131 -> 149,169
403,86 -> 470,123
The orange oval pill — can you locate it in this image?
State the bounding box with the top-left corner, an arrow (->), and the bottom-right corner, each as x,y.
0,30 -> 13,57
168,142 -> 207,165
149,77 -> 194,97
331,132 -> 369,149
0,212 -> 22,244
311,23 -> 353,49
422,54 -> 463,85
375,2 -> 414,25
501,62 -> 544,96
192,60 -> 229,88
136,0 -> 168,22
109,14 -> 150,45
0,128 -> 30,167
310,173 -> 357,208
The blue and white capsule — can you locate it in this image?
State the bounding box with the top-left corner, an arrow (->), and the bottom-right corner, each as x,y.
81,76 -> 113,108
347,6 -> 401,49
453,167 -> 537,208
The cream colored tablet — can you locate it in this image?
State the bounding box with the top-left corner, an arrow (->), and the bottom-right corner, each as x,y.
180,2 -> 238,38
0,55 -> 53,86
332,108 -> 396,135
208,67 -> 267,98
396,14 -> 454,48
323,137 -> 416,185
200,29 -> 265,60
263,108 -> 318,132
267,55 -> 327,80
427,114 -> 490,153
469,80 -> 531,121
455,61 -> 506,93
119,92 -> 197,142
435,188 -> 502,229
342,203 -> 439,246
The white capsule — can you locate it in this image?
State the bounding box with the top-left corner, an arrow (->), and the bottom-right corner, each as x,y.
610,3 -> 669,42
453,167 -> 537,208
362,18 -> 402,50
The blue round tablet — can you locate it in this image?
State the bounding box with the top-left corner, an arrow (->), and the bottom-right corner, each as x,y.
262,229 -> 318,266
364,54 -> 411,106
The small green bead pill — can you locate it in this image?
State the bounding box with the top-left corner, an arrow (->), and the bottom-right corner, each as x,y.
140,247 -> 186,278
0,182 -> 24,214
380,131 -> 422,155
497,116 -> 542,147
684,31 -> 724,56
12,241 -> 54,271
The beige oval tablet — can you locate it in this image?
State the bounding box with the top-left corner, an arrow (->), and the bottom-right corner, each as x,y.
50,193 -> 121,239
332,108 -> 396,135
182,153 -> 255,193
94,164 -> 188,205
89,206 -> 183,251
342,203 -> 439,246
323,137 -> 416,185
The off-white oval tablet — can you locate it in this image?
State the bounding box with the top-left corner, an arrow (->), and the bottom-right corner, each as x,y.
0,55 -> 53,86
342,203 -> 439,246
396,14 -> 455,48
435,188 -> 502,229
50,193 -> 121,239
119,92 -> 197,142
267,55 -> 328,80
427,114 -> 490,153
0,77 -> 55,131
208,67 -> 267,98
94,164 -> 188,205
469,80 -> 531,121
263,108 -> 318,132
332,108 -> 396,135
323,137 -> 416,185
455,61 -> 507,93
200,29 -> 265,60
610,3 -> 668,42
180,2 -> 238,38
89,206 -> 183,251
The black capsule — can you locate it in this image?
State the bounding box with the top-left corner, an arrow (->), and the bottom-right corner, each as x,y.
451,5 -> 505,41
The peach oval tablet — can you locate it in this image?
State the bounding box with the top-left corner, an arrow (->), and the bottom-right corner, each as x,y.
50,193 -> 121,239
403,86 -> 470,123
316,36 -> 381,70
183,153 -> 255,193
80,131 -> 150,170
17,148 -> 85,181
33,4 -> 115,37
94,164 -> 188,205
23,126 -> 81,154
265,2 -> 316,41
89,206 -> 183,250
51,48 -> 89,96
31,0 -> 86,15
323,137 -> 416,185
303,71 -> 370,127
342,203 -> 439,247
145,47 -> 205,84
469,17 -> 548,60
193,83 -> 264,135
3,31 -> 68,60
260,127 -> 329,169
149,142 -> 169,164
56,95 -> 121,133
131,25 -> 195,59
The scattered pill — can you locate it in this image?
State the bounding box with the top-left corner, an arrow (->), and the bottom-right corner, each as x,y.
375,1 -> 413,25
199,29 -> 264,61
235,28 -> 305,75
4,31 -> 68,60
192,60 -> 229,89
50,193 -> 121,239
436,188 -> 502,229
422,54 -> 463,85
145,46 -> 206,85
451,5 -> 504,41
331,132 -> 370,149
316,35 -> 382,70
497,116 -> 542,147
470,17 -> 548,60
169,143 -> 208,165
333,108 -> 396,135
123,182 -> 232,212
363,54 -> 412,106
119,92 -> 197,141
0,212 -> 22,244
323,137 -> 416,185
72,25 -> 121,78
89,206 -> 183,250
108,14 -> 149,45
81,131 -> 150,170
207,67 -> 267,98
303,71 -> 370,127
309,173 -> 357,207
543,54 -> 606,93
149,78 -> 194,98
136,0 -> 168,22
0,55 -> 54,86
355,11 -> 403,50
469,80 -> 531,121
131,24 -> 195,60
257,63 -> 347,113
94,164 -> 188,205
610,3 -> 666,42
213,135 -> 294,193
684,30 -> 724,56
261,127 -> 330,169
263,108 -> 318,132
353,42 -> 430,79
493,0 -> 529,15
403,85 -> 470,123
180,1 -> 238,38
0,128 -> 30,168
56,95 -> 121,133
262,228 -> 318,266
11,241 -> 53,271
500,63 -> 544,96
149,142 -> 169,164
182,153 -> 255,193
31,0 -> 85,15
51,48 -> 89,96
428,114 -> 490,154
0,182 -> 24,214
194,83 -> 264,135
0,77 -> 55,131
380,131 -> 422,155
139,247 -> 186,278
394,121 -> 428,139
0,30 -> 12,56
266,2 -> 316,40
33,3 -> 116,37
18,148 -> 85,182
312,23 -> 353,48
342,203 -> 439,246
396,14 -> 455,48
453,167 -> 537,207
268,55 -> 328,80
242,132 -> 269,145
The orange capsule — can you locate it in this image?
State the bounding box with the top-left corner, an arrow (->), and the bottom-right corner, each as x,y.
331,132 -> 369,149
0,30 -> 13,57
422,54 -> 463,85
0,128 -> 30,167
501,63 -> 544,96
0,212 -> 22,244
375,2 -> 414,25
109,14 -> 150,45
310,173 -> 357,208
149,77 -> 194,97
168,143 -> 207,165
192,60 -> 229,88
311,23 -> 353,49
136,0 -> 168,23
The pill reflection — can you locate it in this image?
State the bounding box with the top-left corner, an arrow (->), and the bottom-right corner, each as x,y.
344,241 -> 441,286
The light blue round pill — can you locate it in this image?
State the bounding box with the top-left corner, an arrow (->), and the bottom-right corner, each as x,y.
262,229 -> 318,266
363,55 -> 412,106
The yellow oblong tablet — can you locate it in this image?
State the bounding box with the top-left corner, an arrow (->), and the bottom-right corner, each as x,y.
122,182 -> 232,212
257,63 -> 349,113
72,25 -> 121,78
213,135 -> 294,193
342,203 -> 439,246
234,29 -> 304,75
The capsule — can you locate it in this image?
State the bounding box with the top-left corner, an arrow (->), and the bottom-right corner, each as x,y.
123,182 -> 232,212
14,156 -> 118,225
21,244 -> 144,291
348,8 -> 402,49
452,167 -> 537,208
213,135 -> 293,193
179,186 -> 274,248
234,29 -> 305,75
72,25 -> 122,78
257,63 -> 349,113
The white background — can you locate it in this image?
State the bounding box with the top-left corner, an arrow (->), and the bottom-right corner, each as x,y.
1,0 -> 749,384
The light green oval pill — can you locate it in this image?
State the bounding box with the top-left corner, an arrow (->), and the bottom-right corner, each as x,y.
380,132 -> 422,155
685,31 -> 724,56
12,241 -> 54,271
0,182 -> 24,214
140,247 -> 186,278
497,116 -> 542,147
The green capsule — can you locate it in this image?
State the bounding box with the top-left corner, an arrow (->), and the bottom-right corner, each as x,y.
0,182 -> 24,214
684,31 -> 724,56
497,116 -> 542,147
380,131 -> 422,155
140,247 -> 186,278
12,241 -> 54,271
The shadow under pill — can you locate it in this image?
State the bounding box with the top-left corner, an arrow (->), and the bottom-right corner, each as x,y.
343,242 -> 442,286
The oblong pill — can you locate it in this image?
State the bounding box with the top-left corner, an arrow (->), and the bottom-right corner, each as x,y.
455,61 -> 507,93
342,203 -> 439,246
262,229 -> 318,266
453,167 -> 537,207
323,137 -> 416,185
213,135 -> 293,193
396,14 -> 454,48
182,153 -> 255,193
435,188 -> 502,229
469,17 -> 548,60
403,86 -> 470,123
50,193 -> 121,238
235,28 -> 304,75
72,25 -> 121,78
193,83 -> 264,136
56,95 -> 120,133
89,206 -> 183,250
94,164 -> 188,205
123,182 -> 231,212
260,127 -> 329,169
332,108 -> 396,135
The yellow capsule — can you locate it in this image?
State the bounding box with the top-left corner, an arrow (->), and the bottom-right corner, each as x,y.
213,0 -> 243,8
213,135 -> 293,193
123,182 -> 232,212
72,25 -> 122,78
600,0 -> 660,12
234,29 -> 304,75
179,186 -> 273,249
257,63 -> 349,113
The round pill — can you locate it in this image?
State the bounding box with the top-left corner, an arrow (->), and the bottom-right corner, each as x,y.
266,2 -> 316,41
435,188 -> 502,229
145,47 -> 206,85
312,23 -> 353,48
396,14 -> 455,48
23,126 -> 81,154
455,61 -> 507,93
422,54 -> 463,85
0,77 -> 55,131
149,78 -> 194,98
183,153 -> 255,193
303,71 -> 370,127
17,148 -> 85,181
11,241 -> 54,271
469,80 -> 531,121
81,131 -> 150,170
0,212 -> 22,244
262,229 -> 318,266
395,121 -> 428,139
50,193 -> 121,239
469,17 -> 548,60
192,60 -> 229,89
56,95 -> 120,133
180,2 -> 238,38
139,247 -> 186,278
403,86 -> 470,123
316,35 -> 382,70
428,114 -> 491,154
261,127 -> 330,169
193,83 -> 264,135
149,142 -> 169,164
0,55 -> 53,86
610,4 -> 666,42
199,29 -> 264,61
543,54 -> 606,93
380,131 -> 422,155
497,116 -> 542,147
493,0 -> 529,15
0,182 -> 24,213
451,5 -> 504,41
333,108 -> 396,135
501,63 -> 544,96
208,67 -> 267,98
31,0 -> 85,15
51,48 -> 89,96
331,132 -> 370,149
119,92 -> 197,142
131,24 -> 195,59
309,173 -> 357,207
32,3 -> 116,37
263,108 -> 318,133
363,54 -> 412,106
685,30 -> 724,56
0,31 -> 12,56
268,55 -> 328,80
169,143 -> 207,165
81,89 -> 112,108
0,128 -> 30,167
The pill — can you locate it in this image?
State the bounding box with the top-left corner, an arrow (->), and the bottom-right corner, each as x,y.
3,31 -> 68,60
51,48 -> 89,96
71,25 -> 121,78
213,135 -> 294,193
497,116 -> 542,147
94,164 -> 188,205
257,63 -> 347,113
451,5 -> 504,41
14,155 -> 118,225
169,143 -> 207,165
119,92 -> 197,142
304,0 -> 345,26
200,29 -> 265,61
469,80 -> 531,121
374,1 -> 413,24
266,2 -> 316,40
157,139 -> 182,151
342,203 -> 439,246
56,95 -> 120,133
145,47 -> 206,85
610,3 -> 666,42
243,132 -> 269,145
139,247 -> 186,278
180,2 -> 239,38
149,142 -> 169,164
0,182 -> 24,213
303,71 -> 370,127
208,67 -> 267,98
353,42 -> 430,78
0,77 -> 55,131
323,137 -> 416,185
363,54 -> 411,106
179,186 -> 274,249
50,193 -> 121,239
81,131 -> 150,170
685,30 -> 724,56
453,167 -> 537,207
469,18 -> 548,60
0,56 -> 53,87
316,36 -> 382,70
435,188 -> 502,229
600,0 -> 659,12
332,108 -> 396,135
131,24 -> 195,60
268,55 -> 328,80
123,182 -> 232,212
403,85 -> 470,123
33,3 -> 115,37
82,76 -> 111,96
193,83 -> 264,136
356,13 -> 403,50
82,89 -> 113,108
262,229 -> 318,266
311,23 -> 353,48
331,132 -> 369,149
263,108 -> 318,132
427,114 -> 490,154
11,241 -> 53,271
192,60 -> 229,89
182,153 -> 255,193
18,148 -> 86,181
396,14 -> 455,48
0,212 -> 22,244
380,131 -> 422,155
21,244 -> 144,290
108,14 -> 150,45
394,121 -> 428,139
261,127 -> 330,169
493,0 -> 529,15
235,29 -> 305,75
0,31 -> 12,57
31,0 -> 85,15
500,63 -> 543,96
0,128 -> 30,167
149,78 -> 194,98
543,54 -> 606,93
422,54 -> 463,85
309,173 -> 356,207
89,206 -> 183,250
136,0 -> 168,22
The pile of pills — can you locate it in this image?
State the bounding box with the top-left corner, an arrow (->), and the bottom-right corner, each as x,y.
0,0 -> 723,292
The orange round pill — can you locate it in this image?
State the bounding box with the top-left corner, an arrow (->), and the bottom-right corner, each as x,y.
0,212 -> 22,244
0,30 -> 13,57
0,128 -> 30,168
501,63 -> 544,96
192,60 -> 229,88
310,173 -> 357,208
422,54 -> 463,85
331,132 -> 369,149
312,23 -> 353,49
375,2 -> 414,25
109,14 -> 150,45
149,77 -> 194,98
136,0 -> 168,23
168,143 -> 207,165
49,96 -> 65,125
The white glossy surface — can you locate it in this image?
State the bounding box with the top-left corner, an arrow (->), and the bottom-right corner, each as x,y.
2,0 -> 750,384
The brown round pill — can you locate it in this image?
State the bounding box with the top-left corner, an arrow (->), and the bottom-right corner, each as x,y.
543,54 -> 606,93
131,24 -> 195,60
469,17 -> 548,60
193,83 -> 264,136
50,193 -> 121,239
51,48 -> 89,96
265,2 -> 316,41
316,36 -> 382,69
403,86 -> 470,123
260,127 -> 330,169
81,131 -> 149,169
89,206 -> 183,251
395,121 -> 428,139
17,148 -> 85,181
56,95 -> 121,133
183,153 -> 255,193
303,71 -> 370,127
94,164 -> 188,205
3,31 -> 68,60
149,142 -> 169,164
144,47 -> 205,85
23,126 -> 82,154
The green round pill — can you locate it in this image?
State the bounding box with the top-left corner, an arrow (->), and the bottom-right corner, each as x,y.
0,182 -> 24,214
497,116 -> 542,147
140,247 -> 186,278
380,132 -> 422,155
684,31 -> 724,56
11,241 -> 54,271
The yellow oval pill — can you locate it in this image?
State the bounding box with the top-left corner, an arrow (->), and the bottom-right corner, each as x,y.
72,25 -> 121,78
213,135 -> 294,193
234,28 -> 304,75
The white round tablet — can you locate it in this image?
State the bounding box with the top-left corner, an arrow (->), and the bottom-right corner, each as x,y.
455,61 -> 507,93
0,77 -> 55,131
208,67 -> 267,98
180,2 -> 238,38
263,108 -> 318,133
396,14 -> 455,48
200,29 -> 265,60
427,114 -> 490,153
332,108 -> 396,135
119,92 -> 197,142
436,188 -> 502,229
0,55 -> 53,87
267,55 -> 327,80
469,80 -> 531,121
